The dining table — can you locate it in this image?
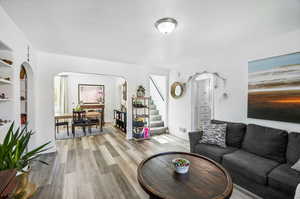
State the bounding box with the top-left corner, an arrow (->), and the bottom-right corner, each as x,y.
55,111 -> 103,132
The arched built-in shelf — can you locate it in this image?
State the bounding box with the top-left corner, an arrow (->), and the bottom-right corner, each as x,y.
0,40 -> 14,130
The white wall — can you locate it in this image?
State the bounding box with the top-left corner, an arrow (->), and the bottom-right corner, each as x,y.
115,77 -> 127,110
36,52 -> 169,152
168,29 -> 300,140
64,73 -> 119,122
0,6 -> 38,148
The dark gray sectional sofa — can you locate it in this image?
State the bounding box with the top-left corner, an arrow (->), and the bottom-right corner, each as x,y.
189,120 -> 300,199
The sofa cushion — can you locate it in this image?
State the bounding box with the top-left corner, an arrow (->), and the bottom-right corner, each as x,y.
194,143 -> 237,163
287,132 -> 300,164
242,124 -> 288,163
211,120 -> 246,148
269,164 -> 300,194
223,150 -> 279,185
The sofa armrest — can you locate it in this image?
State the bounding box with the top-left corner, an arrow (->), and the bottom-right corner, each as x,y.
188,131 -> 203,153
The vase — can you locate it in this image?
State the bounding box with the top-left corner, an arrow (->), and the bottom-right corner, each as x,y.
14,172 -> 37,199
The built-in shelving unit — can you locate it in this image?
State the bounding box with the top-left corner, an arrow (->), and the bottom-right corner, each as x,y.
0,40 -> 14,131
132,96 -> 151,141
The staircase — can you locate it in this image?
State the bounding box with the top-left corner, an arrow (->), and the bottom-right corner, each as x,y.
150,100 -> 168,135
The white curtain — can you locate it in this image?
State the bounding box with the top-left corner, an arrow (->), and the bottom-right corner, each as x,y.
191,74 -> 214,131
54,75 -> 69,115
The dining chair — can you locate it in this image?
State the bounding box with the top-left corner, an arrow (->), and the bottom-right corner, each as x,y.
55,119 -> 69,136
87,110 -> 100,129
72,110 -> 92,137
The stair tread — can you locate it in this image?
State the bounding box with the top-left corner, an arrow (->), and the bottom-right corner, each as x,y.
150,114 -> 161,117
149,100 -> 166,135
150,121 -> 164,123
150,126 -> 168,130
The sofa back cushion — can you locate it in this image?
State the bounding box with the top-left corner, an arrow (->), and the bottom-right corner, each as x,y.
242,124 -> 288,163
287,132 -> 300,164
211,120 -> 247,148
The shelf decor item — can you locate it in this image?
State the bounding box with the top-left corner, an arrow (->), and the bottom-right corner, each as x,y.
0,122 -> 51,199
0,119 -> 11,125
0,93 -> 6,99
136,85 -> 145,97
143,127 -> 149,138
132,96 -> 151,141
0,59 -> 13,65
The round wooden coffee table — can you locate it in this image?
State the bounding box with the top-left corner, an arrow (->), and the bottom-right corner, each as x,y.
137,152 -> 233,199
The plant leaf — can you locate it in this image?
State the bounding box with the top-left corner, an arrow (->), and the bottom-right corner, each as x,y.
0,122 -> 51,171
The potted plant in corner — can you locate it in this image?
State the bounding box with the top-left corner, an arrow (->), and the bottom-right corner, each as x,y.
0,122 -> 51,199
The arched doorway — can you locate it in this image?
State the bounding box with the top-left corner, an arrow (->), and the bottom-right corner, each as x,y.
53,72 -> 128,140
190,73 -> 214,131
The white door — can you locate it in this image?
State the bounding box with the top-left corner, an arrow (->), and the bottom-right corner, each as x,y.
191,75 -> 214,131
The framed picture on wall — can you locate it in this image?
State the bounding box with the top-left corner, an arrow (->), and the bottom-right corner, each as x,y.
78,84 -> 105,104
122,81 -> 127,101
248,52 -> 300,123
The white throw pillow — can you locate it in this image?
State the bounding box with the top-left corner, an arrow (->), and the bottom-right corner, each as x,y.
199,123 -> 227,148
292,159 -> 300,172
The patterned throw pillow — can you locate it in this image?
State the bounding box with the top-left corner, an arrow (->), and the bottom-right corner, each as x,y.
199,123 -> 227,148
292,158 -> 300,172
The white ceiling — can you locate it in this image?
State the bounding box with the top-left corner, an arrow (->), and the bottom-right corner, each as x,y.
1,0 -> 300,67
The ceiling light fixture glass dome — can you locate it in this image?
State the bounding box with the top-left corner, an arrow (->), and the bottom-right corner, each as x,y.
155,18 -> 178,34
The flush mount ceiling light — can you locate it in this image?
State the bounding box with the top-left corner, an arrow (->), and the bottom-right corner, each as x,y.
155,18 -> 178,34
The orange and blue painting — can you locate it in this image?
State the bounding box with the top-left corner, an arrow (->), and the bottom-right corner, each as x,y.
248,52 -> 300,123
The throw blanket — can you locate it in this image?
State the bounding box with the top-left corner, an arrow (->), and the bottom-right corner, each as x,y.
295,184 -> 300,199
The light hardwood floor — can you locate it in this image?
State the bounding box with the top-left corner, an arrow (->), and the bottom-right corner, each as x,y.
30,126 -> 260,199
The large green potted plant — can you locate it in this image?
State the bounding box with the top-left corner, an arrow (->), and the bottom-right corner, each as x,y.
0,122 -> 51,199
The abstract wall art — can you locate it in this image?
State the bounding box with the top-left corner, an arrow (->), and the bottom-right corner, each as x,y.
248,52 -> 300,123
